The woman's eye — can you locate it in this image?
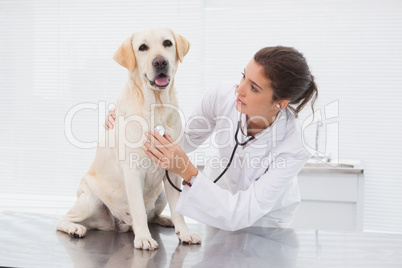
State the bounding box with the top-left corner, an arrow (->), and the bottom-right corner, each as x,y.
163,40 -> 173,47
241,72 -> 258,92
139,44 -> 148,51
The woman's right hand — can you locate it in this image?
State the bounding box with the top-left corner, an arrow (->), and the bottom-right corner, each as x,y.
104,107 -> 116,130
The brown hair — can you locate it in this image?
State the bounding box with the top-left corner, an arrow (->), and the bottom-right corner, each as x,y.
254,46 -> 318,117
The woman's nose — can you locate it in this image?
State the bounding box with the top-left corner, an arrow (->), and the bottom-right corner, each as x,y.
236,83 -> 246,96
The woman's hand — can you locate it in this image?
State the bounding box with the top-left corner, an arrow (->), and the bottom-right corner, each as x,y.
144,130 -> 198,182
104,107 -> 116,130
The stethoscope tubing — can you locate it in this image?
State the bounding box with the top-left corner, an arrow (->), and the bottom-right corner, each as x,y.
166,108 -> 283,192
166,120 -> 255,192
213,121 -> 255,183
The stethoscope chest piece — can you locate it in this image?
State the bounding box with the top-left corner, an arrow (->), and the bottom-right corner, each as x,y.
154,125 -> 166,136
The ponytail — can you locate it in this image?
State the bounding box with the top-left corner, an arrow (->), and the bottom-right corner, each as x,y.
289,75 -> 318,118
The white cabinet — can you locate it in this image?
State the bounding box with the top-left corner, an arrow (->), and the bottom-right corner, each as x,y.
290,170 -> 364,232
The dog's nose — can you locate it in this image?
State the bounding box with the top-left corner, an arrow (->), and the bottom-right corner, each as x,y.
152,56 -> 168,69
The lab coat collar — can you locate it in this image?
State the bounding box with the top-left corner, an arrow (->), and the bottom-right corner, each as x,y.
238,108 -> 288,143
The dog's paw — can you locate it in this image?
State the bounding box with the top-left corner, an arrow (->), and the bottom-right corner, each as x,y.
151,215 -> 174,228
68,224 -> 87,238
177,231 -> 202,245
134,236 -> 159,250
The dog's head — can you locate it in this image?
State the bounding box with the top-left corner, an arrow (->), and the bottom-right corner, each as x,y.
113,28 -> 190,91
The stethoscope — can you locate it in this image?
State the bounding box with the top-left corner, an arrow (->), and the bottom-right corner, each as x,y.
163,104 -> 283,192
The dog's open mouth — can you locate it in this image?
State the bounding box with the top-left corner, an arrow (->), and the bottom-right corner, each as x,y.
150,73 -> 170,88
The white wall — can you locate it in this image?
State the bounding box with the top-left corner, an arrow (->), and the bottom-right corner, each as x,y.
1,0 -> 401,233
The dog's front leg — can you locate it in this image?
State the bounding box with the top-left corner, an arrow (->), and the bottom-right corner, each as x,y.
164,173 -> 201,245
124,166 -> 158,250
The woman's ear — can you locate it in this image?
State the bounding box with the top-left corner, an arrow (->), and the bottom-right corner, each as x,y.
276,100 -> 289,110
173,32 -> 190,63
113,34 -> 136,72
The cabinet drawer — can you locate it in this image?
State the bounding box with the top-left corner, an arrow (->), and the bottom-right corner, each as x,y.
298,174 -> 358,202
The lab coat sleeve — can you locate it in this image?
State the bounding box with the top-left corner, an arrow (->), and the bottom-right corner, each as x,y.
182,84 -> 224,153
176,153 -> 308,231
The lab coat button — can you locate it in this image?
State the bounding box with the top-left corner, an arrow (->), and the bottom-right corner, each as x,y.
231,180 -> 237,185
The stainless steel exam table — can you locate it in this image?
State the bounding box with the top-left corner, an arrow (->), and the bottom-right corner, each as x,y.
0,211 -> 401,267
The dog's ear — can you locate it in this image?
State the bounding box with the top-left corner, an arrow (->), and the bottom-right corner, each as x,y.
174,33 -> 190,63
113,34 -> 136,72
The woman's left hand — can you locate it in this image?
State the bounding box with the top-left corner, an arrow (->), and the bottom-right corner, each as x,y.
144,130 -> 198,182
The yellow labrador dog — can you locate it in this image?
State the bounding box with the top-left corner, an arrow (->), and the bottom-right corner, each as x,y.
57,28 -> 201,250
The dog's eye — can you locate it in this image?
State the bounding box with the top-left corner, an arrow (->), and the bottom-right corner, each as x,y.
163,40 -> 173,47
139,44 -> 148,51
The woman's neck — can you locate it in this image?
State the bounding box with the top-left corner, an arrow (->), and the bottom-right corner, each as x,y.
246,111 -> 280,136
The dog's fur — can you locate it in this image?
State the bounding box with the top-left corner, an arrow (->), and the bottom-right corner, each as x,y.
57,28 -> 201,250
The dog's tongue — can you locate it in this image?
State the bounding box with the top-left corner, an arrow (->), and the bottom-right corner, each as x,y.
155,76 -> 169,87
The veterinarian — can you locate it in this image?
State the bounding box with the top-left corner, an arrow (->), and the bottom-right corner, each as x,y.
105,46 -> 318,231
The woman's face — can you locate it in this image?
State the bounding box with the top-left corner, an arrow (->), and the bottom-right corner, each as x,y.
235,59 -> 279,126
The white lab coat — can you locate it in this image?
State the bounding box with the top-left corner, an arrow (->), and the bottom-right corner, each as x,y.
176,83 -> 310,231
